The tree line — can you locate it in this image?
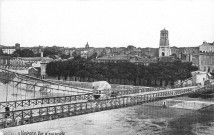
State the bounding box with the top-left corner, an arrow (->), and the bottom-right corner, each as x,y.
46,58 -> 198,86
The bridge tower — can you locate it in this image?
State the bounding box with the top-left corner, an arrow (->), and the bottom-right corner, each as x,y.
159,28 -> 171,57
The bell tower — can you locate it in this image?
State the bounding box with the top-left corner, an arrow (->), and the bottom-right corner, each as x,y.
159,28 -> 171,57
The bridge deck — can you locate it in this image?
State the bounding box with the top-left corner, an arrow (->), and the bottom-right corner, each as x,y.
0,86 -> 167,110
0,84 -> 212,129
0,86 -> 197,112
125,86 -> 199,97
0,85 -> 200,111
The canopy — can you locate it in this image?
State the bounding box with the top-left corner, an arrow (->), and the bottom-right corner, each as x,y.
92,81 -> 111,91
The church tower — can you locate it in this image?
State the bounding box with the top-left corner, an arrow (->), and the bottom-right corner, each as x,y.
159,28 -> 171,57
85,42 -> 89,49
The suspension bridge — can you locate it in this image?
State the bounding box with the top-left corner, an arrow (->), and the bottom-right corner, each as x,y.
0,67 -> 213,129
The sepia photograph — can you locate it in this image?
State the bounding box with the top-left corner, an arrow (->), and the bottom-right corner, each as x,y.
0,0 -> 214,134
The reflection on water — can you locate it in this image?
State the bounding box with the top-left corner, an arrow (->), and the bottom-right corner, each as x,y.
163,110 -> 214,135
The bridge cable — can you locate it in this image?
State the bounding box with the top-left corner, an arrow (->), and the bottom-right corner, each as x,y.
6,72 -> 9,105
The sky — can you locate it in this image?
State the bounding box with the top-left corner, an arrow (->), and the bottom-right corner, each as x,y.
0,0 -> 214,48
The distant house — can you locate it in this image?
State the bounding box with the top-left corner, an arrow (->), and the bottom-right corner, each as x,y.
81,50 -> 89,59
40,57 -> 54,79
198,53 -> 214,72
191,71 -> 212,85
141,47 -> 158,58
10,57 -> 43,67
0,56 -> 11,66
2,46 -> 16,54
95,55 -> 130,63
94,54 -> 157,65
199,41 -> 214,53
129,56 -> 157,66
170,46 -> 179,57
26,46 -> 43,54
28,67 -> 41,78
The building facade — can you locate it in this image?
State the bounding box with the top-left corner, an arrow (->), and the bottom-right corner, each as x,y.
141,48 -> 159,58
159,28 -> 171,57
94,54 -> 157,65
2,47 -> 16,54
199,41 -> 214,53
0,56 -> 11,66
199,53 -> 214,73
170,46 -> 179,57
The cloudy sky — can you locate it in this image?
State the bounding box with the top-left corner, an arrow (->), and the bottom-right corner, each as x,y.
0,0 -> 214,48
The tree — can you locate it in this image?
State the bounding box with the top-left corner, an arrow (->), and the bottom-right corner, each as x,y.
97,50 -> 106,58
12,49 -> 34,57
61,54 -> 70,59
72,51 -> 78,58
43,47 -> 62,57
46,58 -> 198,86
170,53 -> 178,58
22,49 -> 34,57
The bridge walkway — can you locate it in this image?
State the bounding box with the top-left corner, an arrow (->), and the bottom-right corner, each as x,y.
0,85 -> 200,112
0,84 -> 213,129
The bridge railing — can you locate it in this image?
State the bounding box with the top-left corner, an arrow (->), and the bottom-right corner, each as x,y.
0,87 -> 160,109
0,83 -> 201,110
0,65 -> 30,71
0,84 -> 209,128
0,93 -> 93,109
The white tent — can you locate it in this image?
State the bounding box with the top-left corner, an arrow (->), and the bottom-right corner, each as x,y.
92,81 -> 112,99
92,81 -> 111,91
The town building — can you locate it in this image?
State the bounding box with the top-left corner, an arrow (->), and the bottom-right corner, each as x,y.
95,54 -> 130,63
199,41 -> 214,53
94,54 -> 157,66
179,47 -> 199,55
85,42 -> 90,49
170,46 -> 179,57
40,57 -> 54,79
192,54 -> 199,67
129,56 -> 157,65
1,43 -> 22,55
141,47 -> 158,58
0,56 -> 11,66
1,46 -> 16,54
191,71 -> 212,85
15,43 -> 20,49
198,53 -> 214,73
28,67 -> 41,78
28,46 -> 43,54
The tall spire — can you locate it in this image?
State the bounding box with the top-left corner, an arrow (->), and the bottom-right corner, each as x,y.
85,42 -> 89,49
